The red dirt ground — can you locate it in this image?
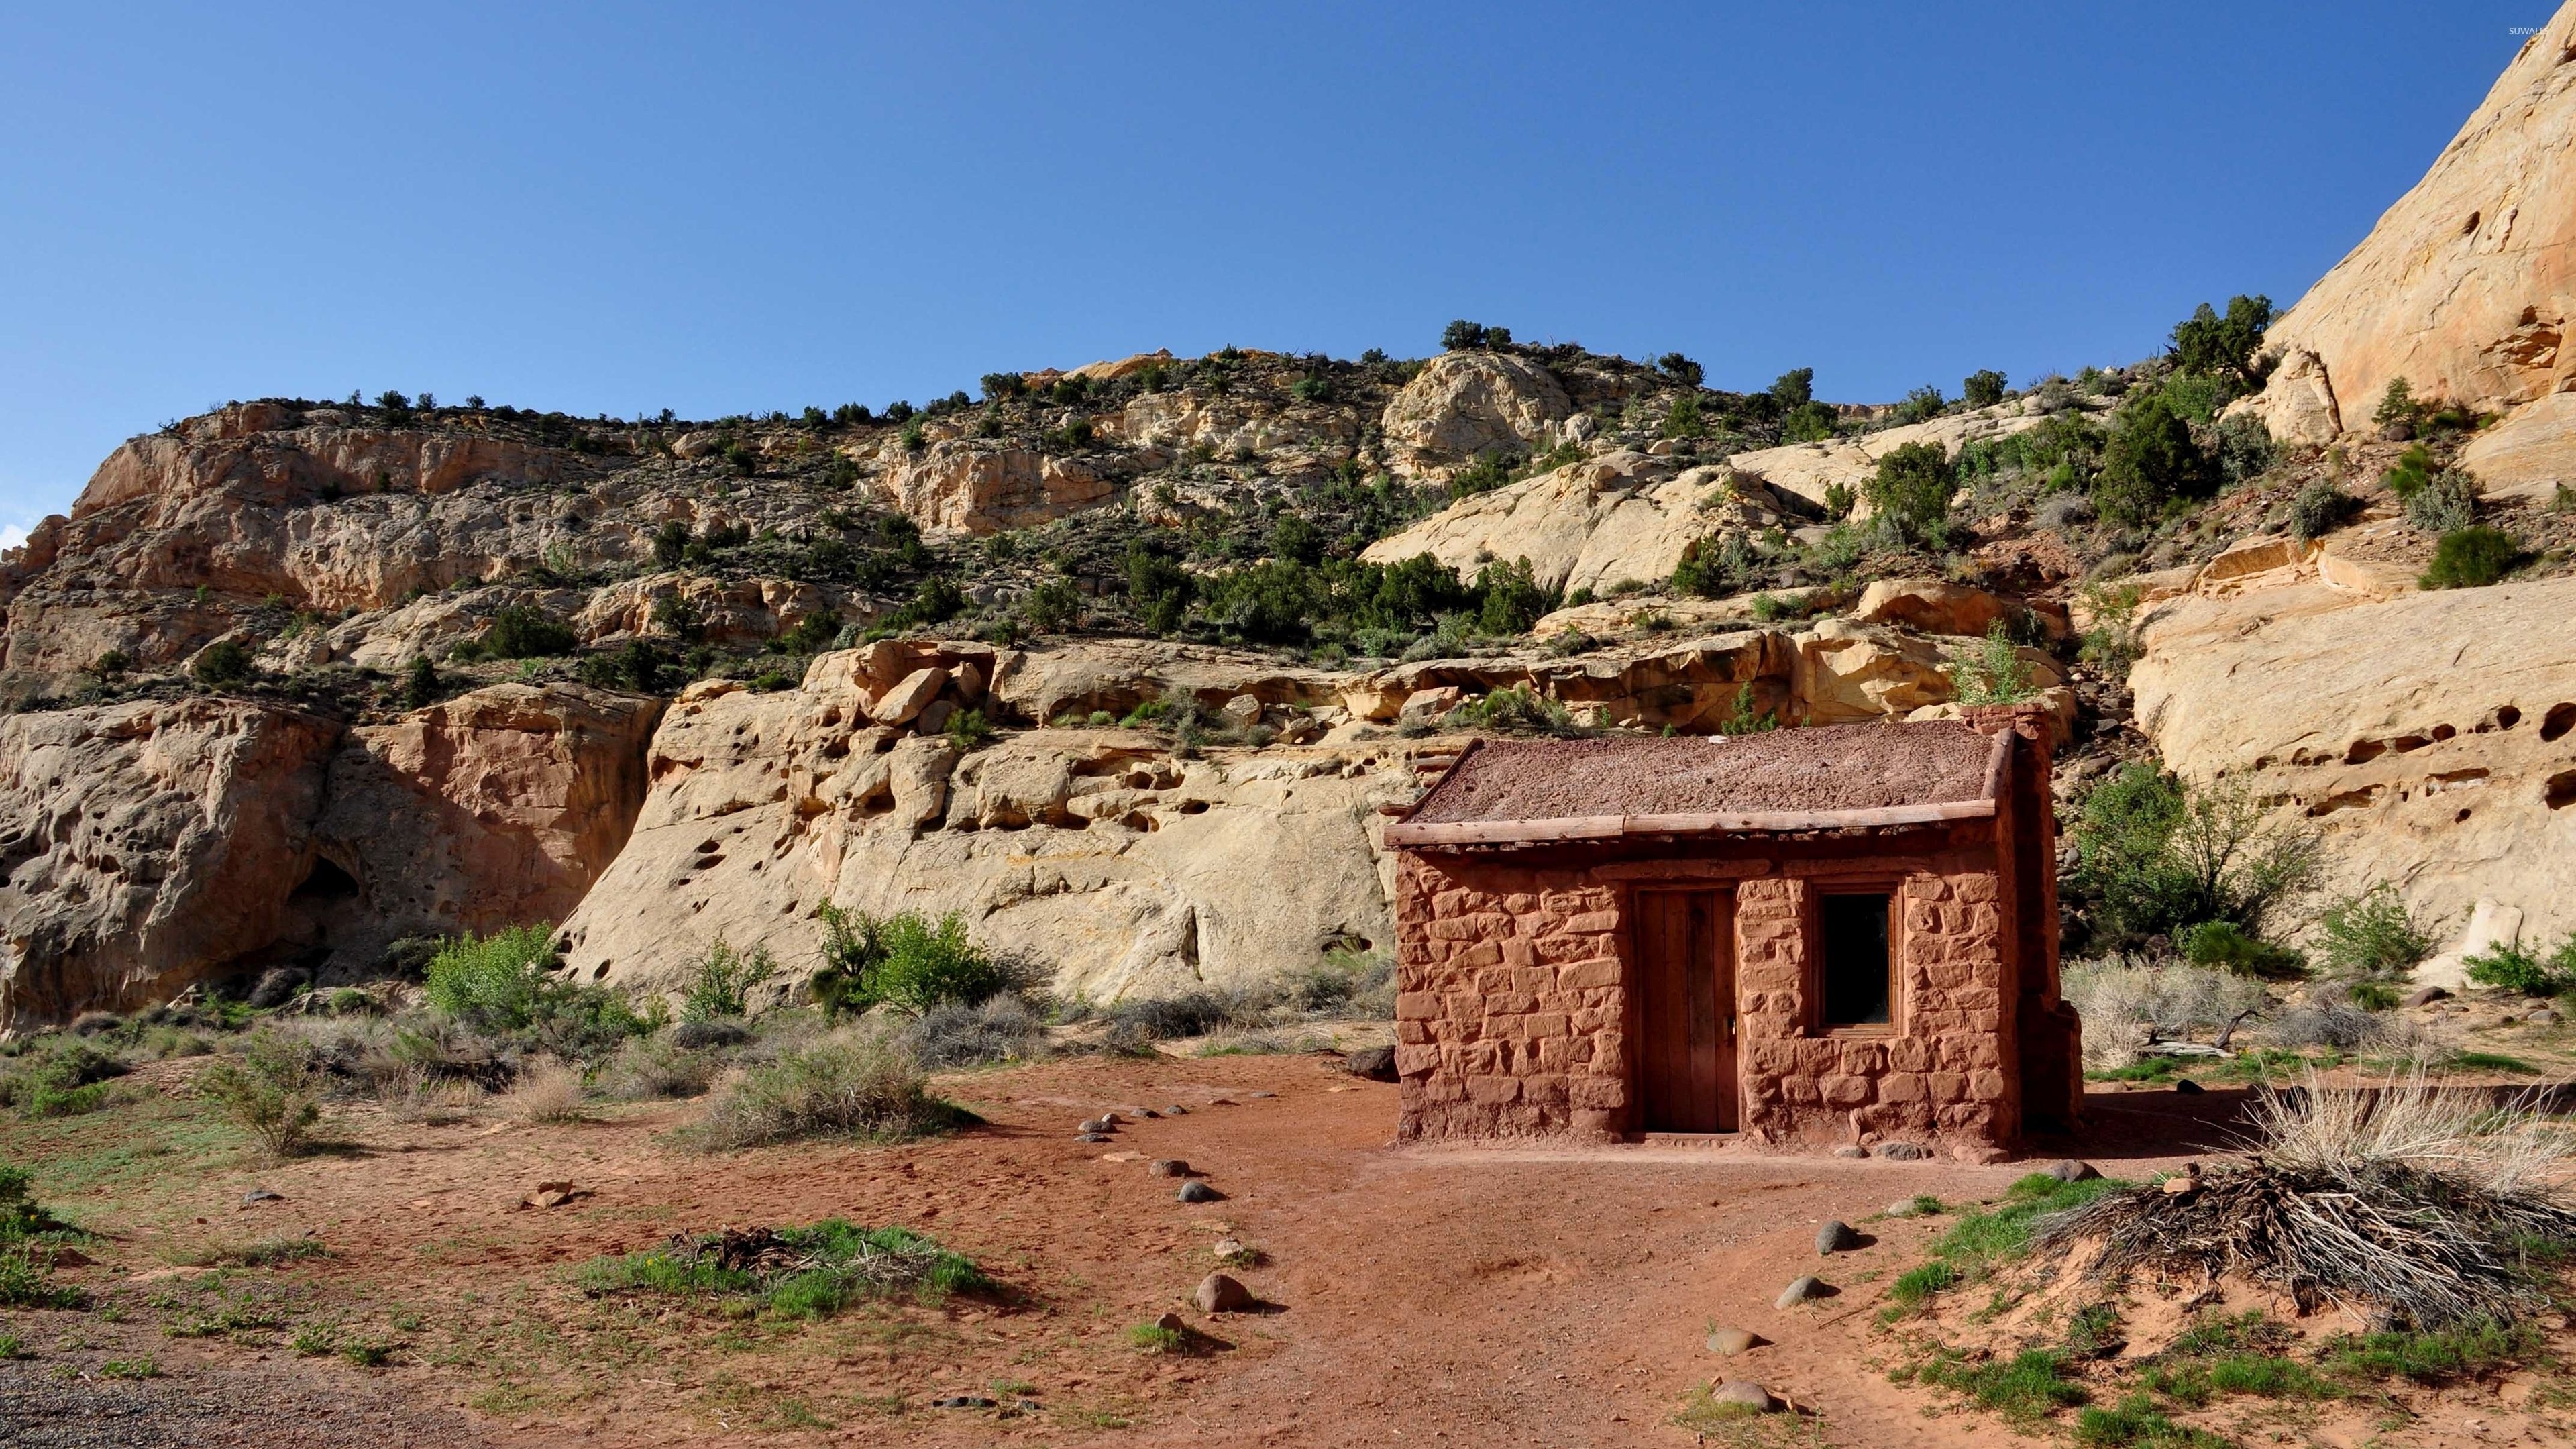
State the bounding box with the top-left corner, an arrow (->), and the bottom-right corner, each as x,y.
6,1057 -> 2557,1447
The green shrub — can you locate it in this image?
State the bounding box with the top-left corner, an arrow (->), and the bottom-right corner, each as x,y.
2463,934 -> 2576,995
1670,531 -> 1762,598
400,655 -> 441,708
2313,885 -> 2436,980
2074,1393 -> 2228,1447
423,924 -> 645,1058
1894,385 -> 1946,424
0,1040 -> 130,1118
811,906 -> 1006,1016
2070,764 -> 2320,947
1022,578 -> 1083,634
2093,392 -> 2218,527
2404,468 -> 2480,533
1128,1321 -> 1189,1354
945,708 -> 996,753
193,639 -> 254,687
1866,441 -> 1956,546
1944,622 -> 2036,705
2373,377 -> 2424,431
468,604 -> 576,659
2420,525 -> 2521,589
196,1030 -> 325,1157
1445,686 -> 1576,736
2178,920 -> 2306,980
1962,369 -> 2008,409
2318,1321 -> 2539,1383
2166,294 -> 2275,389
681,940 -> 780,1022
688,1034 -> 969,1149
2288,480 -> 2356,541
423,924 -> 564,1032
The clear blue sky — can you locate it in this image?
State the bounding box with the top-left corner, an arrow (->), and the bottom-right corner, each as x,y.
0,2 -> 2546,534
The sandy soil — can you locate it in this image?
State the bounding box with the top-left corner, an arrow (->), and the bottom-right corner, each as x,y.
1,1057 -> 2560,1447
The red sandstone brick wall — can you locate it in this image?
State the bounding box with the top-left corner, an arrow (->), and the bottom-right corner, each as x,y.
1396,845 -> 2024,1153
1393,853 -> 1630,1140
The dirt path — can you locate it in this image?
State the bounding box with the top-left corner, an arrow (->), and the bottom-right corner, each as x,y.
6,1057 -> 2242,1446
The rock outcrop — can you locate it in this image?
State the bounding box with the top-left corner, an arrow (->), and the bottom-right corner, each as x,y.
0,683 -> 660,1027
2131,572 -> 2576,953
0,698 -> 340,1028
1379,351 -> 1574,476
558,659 -> 1410,1008
871,443 -> 1114,535
2242,5 -> 2576,445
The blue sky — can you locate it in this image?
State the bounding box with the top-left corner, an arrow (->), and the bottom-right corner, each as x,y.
0,3 -> 2545,535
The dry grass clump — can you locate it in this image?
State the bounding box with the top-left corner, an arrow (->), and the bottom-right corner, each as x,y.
375,1064 -> 486,1124
688,1029 -> 967,1150
2034,1065 -> 2576,1327
506,1057 -> 588,1124
2063,958 -> 2269,1070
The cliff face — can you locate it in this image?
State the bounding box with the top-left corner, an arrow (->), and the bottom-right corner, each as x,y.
2244,3 -> 2576,474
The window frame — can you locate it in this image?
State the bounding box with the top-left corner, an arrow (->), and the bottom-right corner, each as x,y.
1804,881 -> 1904,1037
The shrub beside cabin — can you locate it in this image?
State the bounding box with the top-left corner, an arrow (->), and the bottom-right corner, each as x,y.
1382,706 -> 2080,1157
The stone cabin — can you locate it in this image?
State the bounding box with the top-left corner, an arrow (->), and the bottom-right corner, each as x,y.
1381,705 -> 2080,1157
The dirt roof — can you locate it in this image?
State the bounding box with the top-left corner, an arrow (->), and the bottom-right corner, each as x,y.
1400,722 -> 2002,832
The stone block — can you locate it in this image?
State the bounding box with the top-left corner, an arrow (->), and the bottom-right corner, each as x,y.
1558,957 -> 1621,989
1454,941 -> 1503,969
1565,910 -> 1620,934
1501,938 -> 1538,967
1393,1044 -> 1441,1076
1928,1071 -> 1966,1103
1878,1072 -> 1926,1104
1969,1069 -> 2008,1101
1464,1075 -> 1523,1105
1395,991 -> 1440,1020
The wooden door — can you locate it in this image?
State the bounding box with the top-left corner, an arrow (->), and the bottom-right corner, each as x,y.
1634,890 -> 1737,1133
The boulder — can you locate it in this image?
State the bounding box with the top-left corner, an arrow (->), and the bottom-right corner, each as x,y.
1774,1276 -> 1829,1309
867,667 -> 950,726
1791,620 -> 1951,723
873,443 -> 1113,535
1345,1044 -> 1399,1081
1853,578 -> 2027,638
1380,351 -> 1573,478
1704,1327 -> 1762,1355
1194,1272 -> 1254,1313
1706,1381 -> 1778,1413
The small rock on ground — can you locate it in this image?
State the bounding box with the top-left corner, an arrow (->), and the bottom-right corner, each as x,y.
1885,1198 -> 1925,1218
2043,1159 -> 2099,1183
1874,1140 -> 1931,1161
1344,1045 -> 1398,1081
1195,1273 -> 1254,1313
1148,1159 -> 1191,1177
1164,1104 -> 1190,1115
2174,1077 -> 2205,1095
1709,1380 -> 1778,1412
1152,1311 -> 1185,1333
1776,1275 -> 1828,1309
1705,1326 -> 1762,1354
1077,1118 -> 1113,1134
932,1396 -> 998,1409
1831,1145 -> 1867,1159
1075,1132 -> 1112,1143
1176,1181 -> 1223,1203
1815,1220 -> 1858,1254
2404,985 -> 2451,1008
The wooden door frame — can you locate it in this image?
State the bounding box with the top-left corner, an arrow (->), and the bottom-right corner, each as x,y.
1619,883 -> 1740,1136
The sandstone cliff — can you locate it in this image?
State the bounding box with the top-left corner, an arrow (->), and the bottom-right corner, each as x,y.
2243,1 -> 2576,485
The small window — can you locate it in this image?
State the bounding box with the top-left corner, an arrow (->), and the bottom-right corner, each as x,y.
1819,892 -> 1892,1028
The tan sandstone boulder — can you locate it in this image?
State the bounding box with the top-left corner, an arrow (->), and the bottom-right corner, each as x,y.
1379,352 -> 1574,478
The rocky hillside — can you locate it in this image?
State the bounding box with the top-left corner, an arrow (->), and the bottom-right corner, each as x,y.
7,11 -> 2576,1028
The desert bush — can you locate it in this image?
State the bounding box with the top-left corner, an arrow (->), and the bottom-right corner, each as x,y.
2036,492 -> 2094,531
2213,413 -> 2277,486
2070,765 -> 2320,947
600,1034 -> 725,1101
1285,949 -> 1397,1016
2093,392 -> 2219,527
1445,685 -> 1577,735
505,1057 -> 587,1123
680,939 -> 780,1023
2180,920 -> 2308,981
1962,368 -> 2008,409
423,924 -> 645,1061
1865,441 -> 1956,547
1096,991 -> 1260,1051
1943,622 -> 2037,705
2404,468 -> 2480,533
2167,294 -> 2275,390
2313,885 -> 2438,981
671,1016 -> 753,1051
375,1063 -> 484,1124
460,604 -> 576,660
900,993 -> 1048,1069
197,1030 -> 326,1156
1893,385 -> 1947,425
2268,992 -> 2389,1052
2074,580 -> 2144,678
0,1038 -> 131,1118
811,905 -> 1008,1017
2420,526 -> 2521,589
2463,934 -> 2576,996
2062,959 -> 2269,1070
689,1030 -> 965,1150
2288,480 -> 2357,541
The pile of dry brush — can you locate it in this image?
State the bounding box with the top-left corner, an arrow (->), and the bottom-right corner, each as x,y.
2034,1069 -> 2576,1328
